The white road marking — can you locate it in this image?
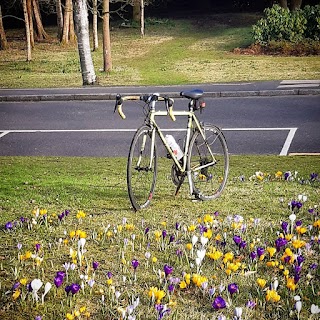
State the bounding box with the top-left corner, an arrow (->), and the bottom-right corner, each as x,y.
0,127 -> 298,156
278,80 -> 320,89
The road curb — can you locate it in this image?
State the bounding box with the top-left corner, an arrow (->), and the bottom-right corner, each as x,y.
0,89 -> 319,102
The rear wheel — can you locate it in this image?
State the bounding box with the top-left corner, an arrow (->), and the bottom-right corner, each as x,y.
187,124 -> 229,200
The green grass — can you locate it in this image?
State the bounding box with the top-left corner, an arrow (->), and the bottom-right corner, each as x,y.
0,155 -> 319,319
0,13 -> 319,88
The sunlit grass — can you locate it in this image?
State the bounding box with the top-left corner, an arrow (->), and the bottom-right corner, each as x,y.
0,13 -> 319,88
0,155 -> 319,319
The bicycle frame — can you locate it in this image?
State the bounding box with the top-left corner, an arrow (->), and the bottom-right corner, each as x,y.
144,102 -> 217,196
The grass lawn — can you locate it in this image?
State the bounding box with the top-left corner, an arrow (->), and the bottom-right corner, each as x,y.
0,155 -> 319,319
0,13 -> 319,88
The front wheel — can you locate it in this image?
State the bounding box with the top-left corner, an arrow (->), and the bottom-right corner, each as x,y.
187,124 -> 229,200
127,126 -> 157,211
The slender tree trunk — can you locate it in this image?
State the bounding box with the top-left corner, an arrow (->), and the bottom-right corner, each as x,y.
0,5 -> 8,50
27,0 -> 35,47
32,0 -> 49,40
56,0 -> 63,39
69,5 -> 76,42
102,0 -> 112,72
93,0 -> 99,51
133,0 -> 140,23
278,0 -> 288,9
72,0 -> 96,85
290,0 -> 303,11
23,0 -> 32,61
61,0 -> 71,43
140,0 -> 144,37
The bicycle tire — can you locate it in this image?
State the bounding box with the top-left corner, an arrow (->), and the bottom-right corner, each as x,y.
127,126 -> 157,211
187,124 -> 229,200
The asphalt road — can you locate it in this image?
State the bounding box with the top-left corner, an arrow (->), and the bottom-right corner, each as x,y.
0,93 -> 319,156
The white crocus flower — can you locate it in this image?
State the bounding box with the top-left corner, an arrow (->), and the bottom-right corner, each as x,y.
31,278 -> 43,302
200,236 -> 208,247
192,235 -> 198,246
234,307 -> 243,319
41,282 -> 52,304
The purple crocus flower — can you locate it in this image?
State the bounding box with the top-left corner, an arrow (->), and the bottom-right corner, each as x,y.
281,221 -> 289,233
92,261 -> 99,270
12,282 -> 20,291
246,300 -> 257,308
168,284 -> 175,293
295,220 -> 302,227
257,247 -> 265,257
131,259 -> 139,270
250,251 -> 257,260
54,276 -> 64,288
35,243 -> 41,252
56,271 -> 66,279
169,235 -> 175,243
227,283 -> 239,295
162,230 -> 167,238
164,264 -> 173,277
155,304 -> 170,320
175,222 -> 180,230
294,265 -> 302,274
275,238 -> 288,251
144,227 -> 150,234
199,224 -> 207,234
66,283 -> 80,295
5,221 -> 13,230
310,263 -> 318,270
58,212 -> 65,221
233,235 -> 242,245
310,172 -> 318,181
297,255 -> 305,266
35,316 -> 42,320
239,240 -> 247,249
212,296 -> 227,310
107,271 -> 113,279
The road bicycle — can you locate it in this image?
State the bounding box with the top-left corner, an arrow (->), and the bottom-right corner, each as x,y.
114,89 -> 229,211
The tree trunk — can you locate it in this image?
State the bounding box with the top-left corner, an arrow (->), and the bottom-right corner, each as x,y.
23,0 -> 32,61
61,0 -> 71,43
69,4 -> 76,43
32,0 -> 49,40
290,0 -> 303,11
133,0 -> 140,23
0,5 -> 8,50
140,0 -> 144,37
27,0 -> 35,47
56,0 -> 63,40
102,0 -> 112,72
93,0 -> 99,51
72,0 -> 96,85
278,0 -> 288,9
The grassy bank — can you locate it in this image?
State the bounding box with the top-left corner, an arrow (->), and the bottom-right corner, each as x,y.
0,13 -> 319,88
0,155 -> 319,319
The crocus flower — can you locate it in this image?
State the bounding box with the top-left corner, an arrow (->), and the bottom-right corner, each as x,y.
233,235 -> 241,245
275,238 -> 288,251
131,259 -> 139,270
93,261 -> 99,270
66,283 -> 80,295
228,283 -> 239,295
5,221 -> 13,230
212,296 -> 227,310
35,243 -> 41,252
54,276 -> 64,288
257,247 -> 265,257
164,264 -> 173,277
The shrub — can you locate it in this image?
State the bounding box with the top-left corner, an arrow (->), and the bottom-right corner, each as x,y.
252,4 -> 320,45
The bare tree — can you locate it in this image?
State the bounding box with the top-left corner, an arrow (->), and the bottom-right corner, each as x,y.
61,0 -> 76,43
32,0 -> 49,40
0,5 -> 8,50
103,0 -> 112,72
56,0 -> 63,39
72,0 -> 96,85
22,0 -> 32,61
92,0 -> 99,50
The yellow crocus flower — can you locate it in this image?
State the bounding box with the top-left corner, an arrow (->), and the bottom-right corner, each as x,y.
12,289 -> 21,300
20,278 -> 28,286
266,289 -> 281,302
257,278 -> 267,288
186,243 -> 193,251
203,229 -> 212,239
267,247 -> 277,258
154,230 -> 162,241
188,224 -> 196,232
66,313 -> 74,320
179,281 -> 187,289
286,278 -> 297,291
203,214 -> 213,224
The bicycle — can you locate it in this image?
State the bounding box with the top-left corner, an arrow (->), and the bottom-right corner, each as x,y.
114,89 -> 229,211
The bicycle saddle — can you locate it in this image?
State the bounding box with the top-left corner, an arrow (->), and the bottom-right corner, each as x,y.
180,89 -> 204,100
